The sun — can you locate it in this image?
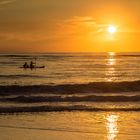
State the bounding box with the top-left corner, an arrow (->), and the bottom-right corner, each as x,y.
108,25 -> 117,34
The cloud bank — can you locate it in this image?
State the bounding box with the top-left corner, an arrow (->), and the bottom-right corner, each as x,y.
0,0 -> 16,6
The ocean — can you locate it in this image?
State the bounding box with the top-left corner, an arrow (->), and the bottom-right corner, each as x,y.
0,52 -> 140,140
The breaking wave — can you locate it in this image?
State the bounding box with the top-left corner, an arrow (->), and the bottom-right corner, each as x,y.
1,95 -> 140,103
0,80 -> 140,113
0,74 -> 49,79
0,105 -> 140,114
0,80 -> 140,95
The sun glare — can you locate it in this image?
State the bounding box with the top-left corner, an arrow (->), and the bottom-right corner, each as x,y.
108,25 -> 117,34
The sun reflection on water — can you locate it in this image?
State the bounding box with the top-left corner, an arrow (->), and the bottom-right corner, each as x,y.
108,58 -> 116,66
107,52 -> 116,66
106,114 -> 119,140
107,52 -> 116,82
109,52 -> 116,56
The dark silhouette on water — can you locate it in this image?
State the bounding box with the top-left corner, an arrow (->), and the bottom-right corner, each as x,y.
23,62 -> 29,68
30,61 -> 35,68
21,60 -> 45,69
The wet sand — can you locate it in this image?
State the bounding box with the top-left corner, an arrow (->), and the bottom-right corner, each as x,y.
0,111 -> 140,140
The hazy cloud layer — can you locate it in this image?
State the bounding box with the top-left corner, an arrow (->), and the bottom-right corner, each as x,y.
0,0 -> 16,6
0,16 -> 103,42
0,0 -> 140,52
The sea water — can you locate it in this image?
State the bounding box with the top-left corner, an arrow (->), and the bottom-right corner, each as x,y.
0,52 -> 140,85
0,52 -> 140,139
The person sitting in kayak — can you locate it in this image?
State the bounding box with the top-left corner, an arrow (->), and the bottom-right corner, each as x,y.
23,62 -> 29,68
30,61 -> 35,68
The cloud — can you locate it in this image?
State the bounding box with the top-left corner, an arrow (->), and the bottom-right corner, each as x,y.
0,32 -> 50,42
54,16 -> 98,38
0,16 -> 108,43
50,16 -> 109,43
0,0 -> 16,6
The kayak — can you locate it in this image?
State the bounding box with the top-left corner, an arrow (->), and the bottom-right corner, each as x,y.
19,66 -> 45,69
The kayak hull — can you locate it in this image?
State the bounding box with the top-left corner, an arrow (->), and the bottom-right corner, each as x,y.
19,66 -> 45,69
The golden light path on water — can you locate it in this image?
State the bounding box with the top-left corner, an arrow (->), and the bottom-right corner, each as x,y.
106,114 -> 119,140
107,52 -> 116,82
106,53 -> 119,139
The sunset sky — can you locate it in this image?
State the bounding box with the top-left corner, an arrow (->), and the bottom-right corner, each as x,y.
0,0 -> 140,52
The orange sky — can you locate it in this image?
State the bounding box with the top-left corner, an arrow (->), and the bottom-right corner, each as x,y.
0,0 -> 140,52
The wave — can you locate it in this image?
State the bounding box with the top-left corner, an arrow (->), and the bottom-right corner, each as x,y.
1,95 -> 140,103
0,54 -> 31,58
0,105 -> 140,114
0,74 -> 48,79
0,80 -> 140,95
118,54 -> 140,57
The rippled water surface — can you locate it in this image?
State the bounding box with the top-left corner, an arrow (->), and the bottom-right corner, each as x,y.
0,112 -> 140,140
0,53 -> 140,139
0,52 -> 140,85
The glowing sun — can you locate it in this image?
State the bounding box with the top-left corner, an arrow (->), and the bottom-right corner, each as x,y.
108,25 -> 117,34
